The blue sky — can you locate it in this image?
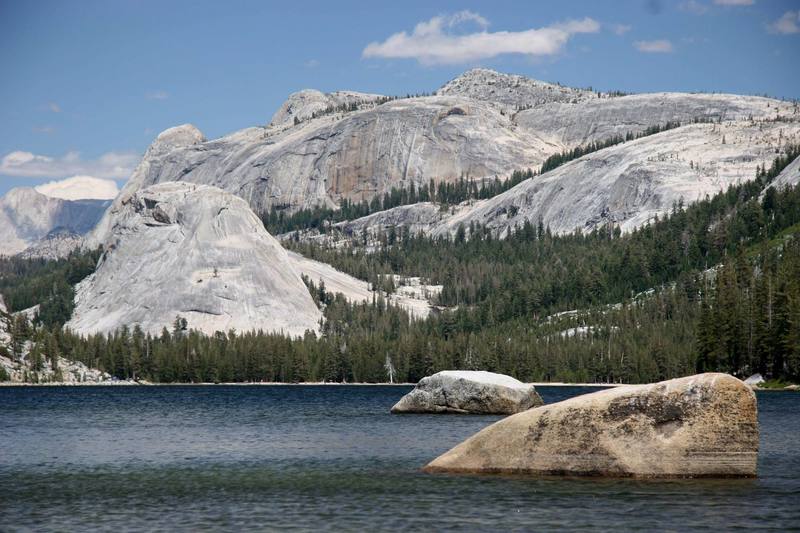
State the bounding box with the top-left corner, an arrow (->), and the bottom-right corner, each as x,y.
1,0 -> 798,197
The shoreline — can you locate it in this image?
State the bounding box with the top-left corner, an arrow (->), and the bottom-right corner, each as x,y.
0,381 -> 626,387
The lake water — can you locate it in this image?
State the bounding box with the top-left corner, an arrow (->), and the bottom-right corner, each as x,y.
1,385 -> 798,531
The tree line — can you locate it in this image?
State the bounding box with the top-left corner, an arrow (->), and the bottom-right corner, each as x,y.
1,146 -> 799,383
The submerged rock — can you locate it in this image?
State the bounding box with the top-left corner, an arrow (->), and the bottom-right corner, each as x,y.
424,373 -> 758,478
391,370 -> 543,415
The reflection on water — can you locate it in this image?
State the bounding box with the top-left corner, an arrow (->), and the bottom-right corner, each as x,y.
1,386 -> 798,531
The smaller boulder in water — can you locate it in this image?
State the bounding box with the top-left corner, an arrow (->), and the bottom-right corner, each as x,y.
744,374 -> 765,387
391,371 -> 543,415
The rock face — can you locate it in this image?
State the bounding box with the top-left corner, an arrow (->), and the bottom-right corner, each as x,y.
89,95 -> 547,239
0,295 -> 10,346
311,119 -> 799,243
68,182 -> 322,337
391,370 -> 543,414
767,154 -> 800,192
0,187 -> 108,256
425,373 -> 758,478
91,68 -> 797,240
431,120 -> 800,237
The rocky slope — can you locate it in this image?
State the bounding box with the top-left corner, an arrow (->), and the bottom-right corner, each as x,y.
92,68 -> 797,238
269,89 -> 386,127
287,251 -> 440,319
768,153 -> 800,191
0,297 -> 116,383
0,352 -> 119,384
434,120 -> 800,237
0,187 -> 108,256
296,118 -> 799,240
437,68 -> 595,107
17,228 -> 85,260
89,95 -> 547,242
69,182 -> 322,337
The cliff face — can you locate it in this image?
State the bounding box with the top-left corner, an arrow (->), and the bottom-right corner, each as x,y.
89,96 -> 548,247
432,120 -> 800,237
91,68 -> 798,245
69,182 -> 322,337
282,118 -> 799,242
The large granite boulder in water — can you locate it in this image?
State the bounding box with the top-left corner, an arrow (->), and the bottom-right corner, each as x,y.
391,371 -> 543,415
425,373 -> 758,478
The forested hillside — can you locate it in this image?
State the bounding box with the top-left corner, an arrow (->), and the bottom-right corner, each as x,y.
2,148 -> 799,384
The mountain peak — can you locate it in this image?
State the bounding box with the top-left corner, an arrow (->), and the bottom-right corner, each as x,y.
69,181 -> 323,337
152,124 -> 206,152
269,89 -> 386,127
437,68 -> 594,107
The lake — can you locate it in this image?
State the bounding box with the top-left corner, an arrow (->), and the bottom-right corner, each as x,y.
1,385 -> 798,531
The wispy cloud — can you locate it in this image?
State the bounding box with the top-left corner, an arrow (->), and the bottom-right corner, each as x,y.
769,11 -> 799,34
304,59 -> 320,68
47,102 -> 61,113
612,24 -> 632,36
362,11 -> 600,65
679,1 -> 708,15
0,150 -> 138,180
634,39 -> 674,53
713,0 -> 754,5
146,90 -> 169,100
32,125 -> 56,135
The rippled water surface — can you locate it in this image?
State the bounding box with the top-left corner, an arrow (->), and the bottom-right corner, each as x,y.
1,385 -> 798,531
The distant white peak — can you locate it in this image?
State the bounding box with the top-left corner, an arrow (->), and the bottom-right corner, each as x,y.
0,187 -> 61,219
436,370 -> 529,390
35,176 -> 119,201
2,186 -> 47,205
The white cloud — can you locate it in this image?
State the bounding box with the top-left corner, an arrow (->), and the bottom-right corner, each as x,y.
304,59 -> 320,68
634,39 -> 674,53
612,24 -> 632,36
146,90 -> 169,100
0,150 -> 138,180
48,102 -> 61,113
447,10 -> 489,29
713,0 -> 754,5
34,176 -> 119,201
769,11 -> 799,34
362,11 -> 600,65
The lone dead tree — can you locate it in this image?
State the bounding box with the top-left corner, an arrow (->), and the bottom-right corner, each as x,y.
384,354 -> 396,384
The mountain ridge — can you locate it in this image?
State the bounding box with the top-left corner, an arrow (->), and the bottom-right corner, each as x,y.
86,68 -> 798,245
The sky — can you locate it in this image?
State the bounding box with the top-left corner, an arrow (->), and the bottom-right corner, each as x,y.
1,0 -> 798,197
